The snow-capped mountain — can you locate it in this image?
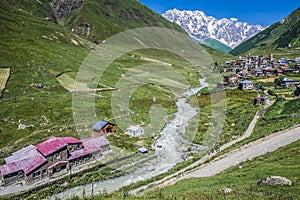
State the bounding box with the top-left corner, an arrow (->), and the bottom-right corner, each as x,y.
163,9 -> 265,49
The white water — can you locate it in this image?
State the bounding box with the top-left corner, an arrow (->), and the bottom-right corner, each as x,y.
52,79 -> 208,199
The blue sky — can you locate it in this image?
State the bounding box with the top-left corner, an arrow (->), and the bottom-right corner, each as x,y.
139,0 -> 299,26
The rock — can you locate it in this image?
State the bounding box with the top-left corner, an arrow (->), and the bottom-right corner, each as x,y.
35,83 -> 44,88
222,187 -> 233,194
51,0 -> 84,20
61,181 -> 69,188
257,176 -> 292,186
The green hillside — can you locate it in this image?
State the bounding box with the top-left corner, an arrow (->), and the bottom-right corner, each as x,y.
65,0 -> 186,43
231,7 -> 300,56
0,0 -> 208,157
203,38 -> 232,53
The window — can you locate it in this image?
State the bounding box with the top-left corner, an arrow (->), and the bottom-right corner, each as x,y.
56,166 -> 61,172
54,153 -> 61,160
18,171 -> 23,177
42,169 -> 47,175
33,171 -> 40,178
69,146 -> 74,152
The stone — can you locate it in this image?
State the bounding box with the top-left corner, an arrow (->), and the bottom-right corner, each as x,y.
51,0 -> 84,20
222,187 -> 233,194
257,176 -> 292,186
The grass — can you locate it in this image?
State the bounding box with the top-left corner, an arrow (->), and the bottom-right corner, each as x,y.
186,89 -> 260,146
141,140 -> 300,200
65,0 -> 186,43
264,98 -> 300,119
58,139 -> 300,200
0,68 -> 10,97
1,1 -> 288,199
0,0 -> 197,159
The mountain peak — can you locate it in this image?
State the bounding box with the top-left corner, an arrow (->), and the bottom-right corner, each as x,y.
162,9 -> 265,48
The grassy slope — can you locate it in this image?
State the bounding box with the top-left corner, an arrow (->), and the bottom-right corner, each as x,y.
59,139 -> 300,200
231,7 -> 300,56
0,1 -> 92,154
0,0 -> 206,159
65,0 -> 186,43
203,38 -> 232,53
143,140 -> 300,200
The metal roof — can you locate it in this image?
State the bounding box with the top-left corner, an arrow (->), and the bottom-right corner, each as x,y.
36,137 -> 81,156
92,120 -> 108,131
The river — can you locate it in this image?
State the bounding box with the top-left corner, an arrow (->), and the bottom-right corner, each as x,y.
52,79 -> 208,199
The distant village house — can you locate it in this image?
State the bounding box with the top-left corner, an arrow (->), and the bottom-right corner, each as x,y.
238,80 -> 254,90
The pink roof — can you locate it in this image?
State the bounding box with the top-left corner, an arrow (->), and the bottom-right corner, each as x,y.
68,136 -> 109,161
48,161 -> 68,170
0,148 -> 47,176
5,145 -> 36,163
36,137 -> 81,156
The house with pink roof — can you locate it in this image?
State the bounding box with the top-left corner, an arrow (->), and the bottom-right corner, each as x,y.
0,135 -> 110,186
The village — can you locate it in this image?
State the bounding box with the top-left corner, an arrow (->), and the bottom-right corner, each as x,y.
218,54 -> 300,104
1,49 -> 300,192
1,53 -> 300,190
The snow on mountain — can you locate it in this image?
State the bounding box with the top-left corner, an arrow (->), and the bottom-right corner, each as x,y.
163,9 -> 265,48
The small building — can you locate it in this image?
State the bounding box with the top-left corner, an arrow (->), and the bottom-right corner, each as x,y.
274,68 -> 283,76
138,147 -> 148,154
255,69 -> 264,76
254,96 -> 268,105
282,78 -> 299,88
126,126 -> 144,137
224,74 -> 239,86
263,67 -> 275,76
92,120 -> 115,135
238,80 -> 254,90
280,66 -> 294,74
223,67 -> 234,72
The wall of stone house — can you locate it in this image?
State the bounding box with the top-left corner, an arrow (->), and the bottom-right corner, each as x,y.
69,151 -> 102,168
0,173 -> 3,186
46,147 -> 68,165
67,143 -> 83,153
2,170 -> 24,185
26,163 -> 48,184
107,124 -> 116,132
69,156 -> 88,168
101,144 -> 110,152
48,162 -> 70,177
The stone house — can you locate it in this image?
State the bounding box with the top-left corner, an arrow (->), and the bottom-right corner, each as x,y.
238,80 -> 254,90
224,74 -> 239,86
0,136 -> 110,186
254,96 -> 268,105
281,78 -> 299,88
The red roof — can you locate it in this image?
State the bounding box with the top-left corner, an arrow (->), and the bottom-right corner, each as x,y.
0,148 -> 47,176
5,145 -> 36,163
48,161 -> 68,170
36,137 -> 81,156
68,136 -> 109,161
